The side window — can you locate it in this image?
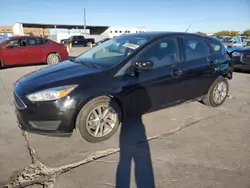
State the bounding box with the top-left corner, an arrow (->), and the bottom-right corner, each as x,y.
207,38 -> 225,55
183,37 -> 209,61
136,37 -> 179,69
20,38 -> 27,46
26,38 -> 44,46
7,39 -> 20,47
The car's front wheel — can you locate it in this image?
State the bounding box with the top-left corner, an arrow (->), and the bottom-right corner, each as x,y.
76,96 -> 121,143
202,77 -> 229,107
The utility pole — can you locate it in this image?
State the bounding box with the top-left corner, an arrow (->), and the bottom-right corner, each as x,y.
84,8 -> 87,36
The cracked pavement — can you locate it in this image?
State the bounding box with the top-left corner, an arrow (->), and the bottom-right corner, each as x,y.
0,48 -> 250,188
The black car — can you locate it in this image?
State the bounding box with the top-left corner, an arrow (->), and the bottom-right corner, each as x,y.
14,32 -> 233,143
231,46 -> 250,71
60,35 -> 95,47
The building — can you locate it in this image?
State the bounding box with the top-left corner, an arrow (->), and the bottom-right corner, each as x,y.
0,22 -> 147,42
106,26 -> 147,38
0,26 -> 13,37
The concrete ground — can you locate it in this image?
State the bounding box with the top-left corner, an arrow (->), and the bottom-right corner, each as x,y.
0,47 -> 249,187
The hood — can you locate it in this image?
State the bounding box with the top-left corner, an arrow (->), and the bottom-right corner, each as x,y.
17,60 -> 103,93
242,46 -> 250,53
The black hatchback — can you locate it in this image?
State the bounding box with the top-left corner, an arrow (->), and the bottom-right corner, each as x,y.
14,32 -> 233,143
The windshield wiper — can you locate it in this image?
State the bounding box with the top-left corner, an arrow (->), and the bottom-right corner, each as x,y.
77,61 -> 101,68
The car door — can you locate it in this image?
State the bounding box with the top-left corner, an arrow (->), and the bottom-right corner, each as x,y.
175,36 -> 215,100
119,37 -> 187,114
24,37 -> 46,63
1,38 -> 27,65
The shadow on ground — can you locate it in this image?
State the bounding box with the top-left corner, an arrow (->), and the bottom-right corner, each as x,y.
116,117 -> 155,188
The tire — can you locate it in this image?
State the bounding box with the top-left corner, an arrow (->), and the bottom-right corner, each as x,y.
87,42 -> 93,47
202,77 -> 229,107
46,53 -> 60,65
76,96 -> 121,143
0,60 -> 3,69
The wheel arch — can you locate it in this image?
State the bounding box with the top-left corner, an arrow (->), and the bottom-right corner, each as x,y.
71,94 -> 125,130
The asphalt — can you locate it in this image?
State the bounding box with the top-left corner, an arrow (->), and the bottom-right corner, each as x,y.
0,47 -> 249,188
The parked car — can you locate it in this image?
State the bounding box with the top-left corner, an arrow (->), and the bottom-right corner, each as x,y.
60,35 -> 95,47
0,36 -> 68,68
94,38 -> 111,46
221,36 -> 243,48
220,36 -> 244,55
14,32 -> 233,143
230,46 -> 250,71
245,37 -> 250,46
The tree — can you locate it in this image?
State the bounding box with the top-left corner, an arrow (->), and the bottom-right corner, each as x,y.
196,31 -> 207,35
230,31 -> 240,37
213,30 -> 240,37
213,30 -> 231,36
243,30 -> 250,36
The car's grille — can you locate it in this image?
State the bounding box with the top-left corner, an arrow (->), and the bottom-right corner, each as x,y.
14,92 -> 27,109
241,53 -> 250,64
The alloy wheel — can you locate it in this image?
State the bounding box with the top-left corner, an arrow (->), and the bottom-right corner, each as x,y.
86,105 -> 118,138
212,81 -> 228,104
48,54 -> 59,65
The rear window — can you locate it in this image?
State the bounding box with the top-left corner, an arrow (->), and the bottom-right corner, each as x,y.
207,38 -> 226,55
44,39 -> 51,44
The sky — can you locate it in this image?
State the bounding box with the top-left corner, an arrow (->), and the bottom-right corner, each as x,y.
1,0 -> 250,33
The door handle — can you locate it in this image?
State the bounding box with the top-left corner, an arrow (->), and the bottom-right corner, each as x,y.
172,69 -> 183,77
22,49 -> 27,52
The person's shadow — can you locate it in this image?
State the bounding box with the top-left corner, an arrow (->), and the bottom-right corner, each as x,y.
116,116 -> 155,188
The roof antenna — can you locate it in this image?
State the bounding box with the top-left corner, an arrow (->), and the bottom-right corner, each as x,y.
185,24 -> 192,32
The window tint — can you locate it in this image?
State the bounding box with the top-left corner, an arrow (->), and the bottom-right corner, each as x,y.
44,39 -> 50,44
235,37 -> 241,44
136,38 -> 179,69
207,38 -> 225,55
7,39 -> 20,47
183,37 -> 209,61
26,38 -> 44,46
76,36 -> 85,40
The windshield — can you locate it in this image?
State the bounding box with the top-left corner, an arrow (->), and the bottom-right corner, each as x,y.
74,36 -> 148,68
222,37 -> 233,42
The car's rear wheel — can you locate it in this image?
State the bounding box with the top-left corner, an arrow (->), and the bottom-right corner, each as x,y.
202,77 -> 229,107
76,96 -> 121,143
46,53 -> 60,65
0,60 -> 3,69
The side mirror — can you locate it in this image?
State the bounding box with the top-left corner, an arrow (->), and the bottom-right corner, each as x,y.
134,60 -> 154,71
69,57 -> 76,61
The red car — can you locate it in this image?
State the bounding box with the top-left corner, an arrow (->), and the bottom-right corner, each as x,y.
0,36 -> 68,68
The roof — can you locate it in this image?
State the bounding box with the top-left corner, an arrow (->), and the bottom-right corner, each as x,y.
118,31 -> 207,39
19,22 -> 109,30
3,35 -> 50,41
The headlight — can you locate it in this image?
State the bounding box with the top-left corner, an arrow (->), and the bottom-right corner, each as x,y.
26,85 -> 77,102
231,52 -> 241,57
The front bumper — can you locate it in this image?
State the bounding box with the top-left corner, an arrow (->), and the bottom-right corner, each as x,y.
231,56 -> 250,71
14,82 -> 77,136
